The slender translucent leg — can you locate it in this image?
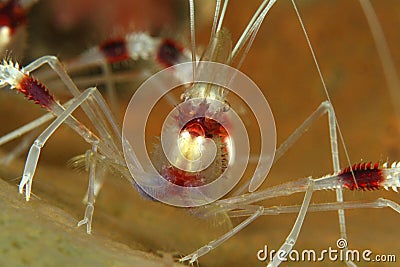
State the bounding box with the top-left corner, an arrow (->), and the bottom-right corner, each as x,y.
0,98 -> 77,165
19,87 -> 99,200
180,179 -> 315,264
0,96 -> 84,149
288,1 -> 356,263
100,61 -> 119,117
233,101 -> 332,196
24,56 -> 121,144
13,69 -> 125,232
227,198 -> 400,217
268,178 -> 314,266
77,142 -> 99,234
180,206 -> 264,264
235,100 -> 354,266
192,101 -> 344,264
45,69 -> 145,91
82,152 -> 107,204
212,101 -> 354,265
0,112 -> 54,147
232,101 -> 355,266
0,131 -> 36,165
19,85 -> 126,201
26,56 -> 112,137
37,31 -> 162,81
223,178 -> 312,207
52,57 -> 119,115
325,103 -> 356,267
20,56 -> 127,199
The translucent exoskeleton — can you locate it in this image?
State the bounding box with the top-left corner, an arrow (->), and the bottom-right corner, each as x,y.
0,1 -> 399,266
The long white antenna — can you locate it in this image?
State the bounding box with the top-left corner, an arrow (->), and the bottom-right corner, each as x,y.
291,4 -> 357,265
290,0 -> 355,180
211,0 -> 222,38
232,0 -> 276,60
235,0 -> 277,70
359,0 -> 400,123
189,0 -> 197,80
216,0 -> 229,33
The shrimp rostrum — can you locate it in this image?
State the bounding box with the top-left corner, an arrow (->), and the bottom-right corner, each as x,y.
0,0 -> 399,266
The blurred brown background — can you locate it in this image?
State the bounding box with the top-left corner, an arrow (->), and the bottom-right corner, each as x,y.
0,0 -> 399,266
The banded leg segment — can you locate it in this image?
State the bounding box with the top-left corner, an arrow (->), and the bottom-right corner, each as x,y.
20,56 -> 130,192
17,87 -> 115,233
23,56 -> 121,145
19,87 -> 100,200
0,56 -> 127,202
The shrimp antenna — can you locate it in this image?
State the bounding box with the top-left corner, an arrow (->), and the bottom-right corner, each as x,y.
189,0 -> 197,80
210,0 -> 229,38
210,0 -> 222,39
290,0 -> 356,185
231,0 -> 276,67
216,0 -> 229,33
359,0 -> 400,123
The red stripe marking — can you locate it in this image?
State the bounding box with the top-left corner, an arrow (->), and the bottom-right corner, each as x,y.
338,162 -> 384,190
99,38 -> 130,63
18,75 -> 55,109
156,39 -> 185,68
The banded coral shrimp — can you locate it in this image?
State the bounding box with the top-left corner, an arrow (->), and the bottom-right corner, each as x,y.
0,0 -> 400,266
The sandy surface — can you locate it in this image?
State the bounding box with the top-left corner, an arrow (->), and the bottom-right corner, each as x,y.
1,1 -> 400,266
0,173 -> 184,267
